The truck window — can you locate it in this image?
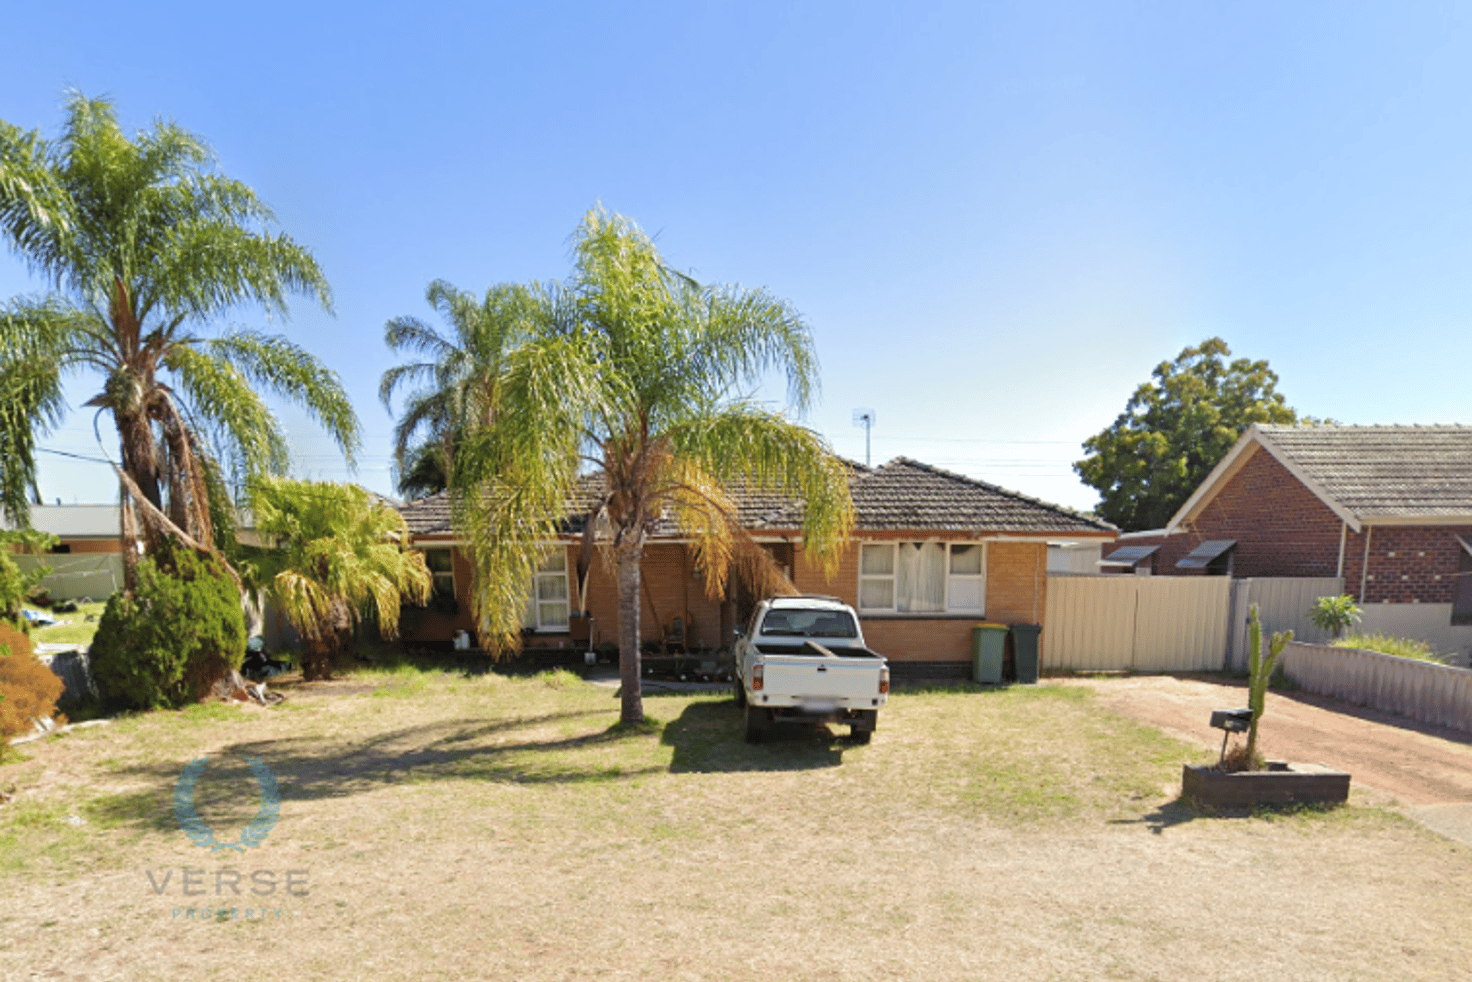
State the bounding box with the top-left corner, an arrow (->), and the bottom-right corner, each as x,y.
760,609 -> 858,638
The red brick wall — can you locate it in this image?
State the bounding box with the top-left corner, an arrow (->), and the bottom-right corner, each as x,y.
1345,525 -> 1472,605
1172,445 -> 1344,577
1145,444 -> 1472,606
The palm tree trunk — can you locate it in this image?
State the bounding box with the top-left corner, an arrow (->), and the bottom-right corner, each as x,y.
616,541 -> 644,724
115,409 -> 164,553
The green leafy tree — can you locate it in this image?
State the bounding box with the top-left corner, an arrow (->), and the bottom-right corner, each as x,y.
452,208 -> 853,723
240,478 -> 431,680
1074,338 -> 1302,531
380,280 -> 537,498
0,93 -> 358,565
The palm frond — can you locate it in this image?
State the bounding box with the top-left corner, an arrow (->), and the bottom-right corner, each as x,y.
207,331 -> 360,467
163,343 -> 291,479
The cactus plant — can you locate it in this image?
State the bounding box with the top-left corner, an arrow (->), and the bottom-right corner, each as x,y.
1245,603 -> 1292,767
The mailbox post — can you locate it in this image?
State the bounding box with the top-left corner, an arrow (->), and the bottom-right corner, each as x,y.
1209,708 -> 1253,766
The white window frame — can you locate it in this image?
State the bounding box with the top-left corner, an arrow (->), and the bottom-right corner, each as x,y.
422,547 -> 456,602
524,548 -> 571,632
857,540 -> 987,615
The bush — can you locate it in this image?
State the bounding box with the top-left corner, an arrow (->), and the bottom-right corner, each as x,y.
1309,594 -> 1362,640
90,544 -> 246,710
0,624 -> 65,745
1332,633 -> 1447,664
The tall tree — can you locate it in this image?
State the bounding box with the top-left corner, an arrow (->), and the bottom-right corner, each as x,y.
240,478 -> 431,680
0,93 -> 357,563
380,279 -> 536,499
1074,337 -> 1301,531
453,208 -> 853,724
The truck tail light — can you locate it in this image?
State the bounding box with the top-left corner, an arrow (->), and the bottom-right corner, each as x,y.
878,667 -> 889,695
752,663 -> 764,691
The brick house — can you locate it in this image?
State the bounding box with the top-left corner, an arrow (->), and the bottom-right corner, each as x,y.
1101,424 -> 1472,659
397,457 -> 1115,671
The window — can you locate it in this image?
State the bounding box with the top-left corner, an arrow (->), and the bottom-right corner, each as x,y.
423,548 -> 455,601
858,541 -> 986,614
759,608 -> 859,638
1452,538 -> 1472,626
524,549 -> 570,631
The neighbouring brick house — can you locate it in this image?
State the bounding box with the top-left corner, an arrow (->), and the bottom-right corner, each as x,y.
396,457 -> 1115,672
1100,424 -> 1472,660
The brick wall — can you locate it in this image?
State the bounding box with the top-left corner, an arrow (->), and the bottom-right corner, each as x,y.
791,536 -> 1049,663
1140,443 -> 1472,608
1176,445 -> 1345,577
415,534 -> 1057,661
578,542 -> 726,649
1345,525 -> 1472,605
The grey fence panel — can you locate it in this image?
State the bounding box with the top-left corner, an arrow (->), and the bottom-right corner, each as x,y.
12,554 -> 123,601
1228,577 -> 1343,671
1044,576 -> 1229,672
1283,642 -> 1472,734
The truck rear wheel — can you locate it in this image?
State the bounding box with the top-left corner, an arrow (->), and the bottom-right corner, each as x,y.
743,704 -> 765,744
733,676 -> 747,708
849,726 -> 872,744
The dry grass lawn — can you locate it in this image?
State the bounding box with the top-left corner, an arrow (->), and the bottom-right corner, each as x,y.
1,668 -> 1469,981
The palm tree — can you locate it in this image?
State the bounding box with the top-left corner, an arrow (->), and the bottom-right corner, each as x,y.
454,208 -> 853,723
0,93 -> 357,568
241,478 -> 431,680
379,280 -> 536,498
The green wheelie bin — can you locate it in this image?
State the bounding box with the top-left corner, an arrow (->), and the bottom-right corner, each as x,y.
1010,623 -> 1042,684
971,623 -> 1008,684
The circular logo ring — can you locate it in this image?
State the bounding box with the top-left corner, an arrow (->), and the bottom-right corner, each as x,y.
173,755 -> 280,853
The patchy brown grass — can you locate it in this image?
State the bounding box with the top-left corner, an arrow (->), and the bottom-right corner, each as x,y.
0,671 -> 1468,981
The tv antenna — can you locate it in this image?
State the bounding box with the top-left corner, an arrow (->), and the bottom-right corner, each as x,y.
852,408 -> 876,467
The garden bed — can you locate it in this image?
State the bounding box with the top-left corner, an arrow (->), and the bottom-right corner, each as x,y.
1182,762 -> 1351,809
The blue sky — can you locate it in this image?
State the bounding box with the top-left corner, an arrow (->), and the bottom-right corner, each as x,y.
4,1 -> 1471,512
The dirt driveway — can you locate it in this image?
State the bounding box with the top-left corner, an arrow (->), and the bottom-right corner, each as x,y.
1061,673 -> 1472,843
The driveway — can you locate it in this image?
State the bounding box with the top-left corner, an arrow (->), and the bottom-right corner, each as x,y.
1059,673 -> 1472,843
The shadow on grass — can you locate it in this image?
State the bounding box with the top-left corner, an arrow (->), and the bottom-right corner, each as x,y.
661,699 -> 845,773
93,708 -> 670,833
1108,796 -> 1200,834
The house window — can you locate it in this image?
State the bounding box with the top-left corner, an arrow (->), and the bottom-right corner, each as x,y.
858,541 -> 986,614
1452,538 -> 1472,626
524,549 -> 570,631
423,548 -> 455,601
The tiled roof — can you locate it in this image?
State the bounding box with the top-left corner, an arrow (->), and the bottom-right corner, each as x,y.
1259,424 -> 1472,519
757,457 -> 1112,534
397,457 -> 1113,538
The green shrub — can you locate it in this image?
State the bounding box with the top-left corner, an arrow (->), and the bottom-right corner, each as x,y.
0,529 -> 57,625
1309,594 -> 1362,639
90,544 -> 246,710
1332,633 -> 1447,664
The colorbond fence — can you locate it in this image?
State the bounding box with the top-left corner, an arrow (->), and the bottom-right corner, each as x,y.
1226,577 -> 1343,671
1282,642 -> 1472,734
1044,575 -> 1230,672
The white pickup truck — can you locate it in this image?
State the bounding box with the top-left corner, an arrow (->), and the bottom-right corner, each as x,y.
732,595 -> 889,744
